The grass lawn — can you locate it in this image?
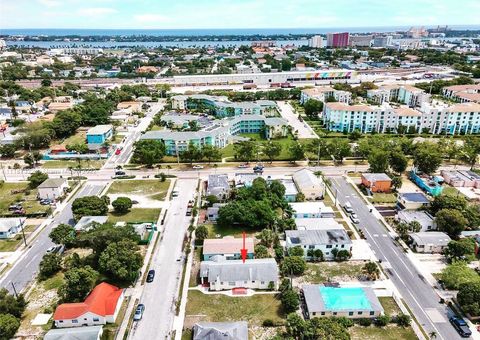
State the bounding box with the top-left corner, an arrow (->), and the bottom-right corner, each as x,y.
0,224 -> 37,252
107,179 -> 170,200
349,325 -> 417,340
304,262 -> 364,283
62,130 -> 86,145
185,290 -> 284,326
41,160 -> 104,169
204,223 -> 257,238
108,208 -> 161,223
379,297 -> 402,316
181,329 -> 193,340
0,182 -> 50,215
442,186 -> 459,197
369,193 -> 397,204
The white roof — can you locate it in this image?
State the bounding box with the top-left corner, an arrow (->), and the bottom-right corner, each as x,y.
294,218 -> 343,230
0,218 -> 25,232
292,169 -> 323,189
86,124 -> 113,135
290,202 -> 328,214
410,232 -> 451,246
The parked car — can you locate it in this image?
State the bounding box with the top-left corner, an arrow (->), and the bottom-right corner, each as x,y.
343,202 -> 353,213
253,165 -> 264,174
40,199 -> 52,205
192,165 -> 204,169
172,191 -> 179,197
186,208 -> 193,216
115,170 -> 126,176
187,200 -> 194,208
8,204 -> 22,211
115,148 -> 121,155
350,214 -> 360,224
12,209 -> 26,215
449,316 -> 472,338
47,244 -> 65,255
237,163 -> 249,169
133,304 -> 145,321
146,270 -> 155,283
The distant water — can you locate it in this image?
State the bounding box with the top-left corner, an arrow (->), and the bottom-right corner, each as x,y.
1,25 -> 480,36
2,26 -> 479,49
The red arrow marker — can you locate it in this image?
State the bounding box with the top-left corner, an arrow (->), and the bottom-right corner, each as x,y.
240,231 -> 247,263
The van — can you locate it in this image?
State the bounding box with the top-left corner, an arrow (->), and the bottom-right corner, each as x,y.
343,202 -> 353,213
172,191 -> 179,197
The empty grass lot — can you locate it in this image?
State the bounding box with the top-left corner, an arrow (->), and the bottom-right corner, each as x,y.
108,208 -> 161,223
185,290 -> 284,326
349,325 -> 417,340
42,160 -> 104,169
304,262 -> 364,283
107,179 -> 170,200
368,193 -> 397,204
0,182 -> 49,215
204,223 -> 257,238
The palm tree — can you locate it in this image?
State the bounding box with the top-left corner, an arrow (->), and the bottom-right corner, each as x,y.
429,331 -> 437,339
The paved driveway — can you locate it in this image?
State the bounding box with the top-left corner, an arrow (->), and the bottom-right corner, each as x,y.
277,101 -> 318,139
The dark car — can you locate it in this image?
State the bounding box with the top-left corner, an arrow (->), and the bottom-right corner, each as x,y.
133,304 -> 145,321
8,204 -> 22,211
146,270 -> 155,283
450,316 -> 472,338
186,208 -> 192,216
115,170 -> 126,176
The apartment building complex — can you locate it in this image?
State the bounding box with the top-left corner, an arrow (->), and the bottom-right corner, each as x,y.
140,114 -> 288,155
300,87 -> 352,104
367,85 -> 431,107
442,84 -> 480,104
323,101 -> 480,135
171,95 -> 278,117
309,35 -> 324,48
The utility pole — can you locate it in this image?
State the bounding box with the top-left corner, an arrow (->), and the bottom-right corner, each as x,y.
19,218 -> 27,247
0,163 -> 6,181
334,188 -> 338,206
11,282 -> 18,298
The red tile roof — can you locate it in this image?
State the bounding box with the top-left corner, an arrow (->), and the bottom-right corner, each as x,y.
54,282 -> 123,320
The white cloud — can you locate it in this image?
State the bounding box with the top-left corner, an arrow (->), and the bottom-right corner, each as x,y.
38,0 -> 62,7
133,14 -> 172,23
77,7 -> 118,16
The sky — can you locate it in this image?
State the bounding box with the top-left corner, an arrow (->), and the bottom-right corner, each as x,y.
1,0 -> 480,30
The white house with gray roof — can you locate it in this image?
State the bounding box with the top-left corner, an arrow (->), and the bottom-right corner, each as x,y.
0,218 -> 26,239
410,232 -> 451,253
199,257 -> 279,291
292,169 -> 325,200
193,321 -> 248,340
206,174 -> 230,200
37,178 -> 68,200
285,229 -> 352,260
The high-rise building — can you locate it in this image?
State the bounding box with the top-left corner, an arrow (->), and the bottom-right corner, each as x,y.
349,35 -> 373,47
373,36 -> 393,48
326,32 -> 349,48
308,35 -> 324,48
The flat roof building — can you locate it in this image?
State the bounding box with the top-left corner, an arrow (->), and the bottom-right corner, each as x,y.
410,232 -> 451,253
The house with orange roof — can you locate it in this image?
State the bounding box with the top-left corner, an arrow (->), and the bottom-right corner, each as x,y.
442,84 -> 480,104
53,282 -> 124,328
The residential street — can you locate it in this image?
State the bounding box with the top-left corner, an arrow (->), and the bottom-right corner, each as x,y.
328,176 -> 462,340
0,182 -> 104,294
130,178 -> 198,340
277,101 -> 319,139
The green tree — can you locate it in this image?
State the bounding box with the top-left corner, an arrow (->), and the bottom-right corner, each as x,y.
27,170 -> 48,188
413,142 -> 442,174
259,229 -> 275,247
112,197 -> 133,213
440,261 -> 480,290
281,256 -> 306,275
362,261 -> 380,280
77,223 -> 140,256
303,99 -> 323,117
286,312 -> 306,338
348,129 -> 362,141
201,144 -> 221,163
457,281 -> 480,317
59,266 -> 99,302
296,192 -> 306,202
335,249 -> 351,261
390,151 -> 408,173
288,246 -> 305,257
368,149 -> 390,173
234,141 -> 257,163
328,139 -> 351,163
49,224 -> 75,246
39,253 -> 62,280
444,238 -> 477,263
264,141 -> 282,163
435,208 -> 468,237
0,313 -> 21,340
289,142 -> 305,162
391,176 -> 403,190
430,195 -> 467,215
72,196 -> 109,221
394,314 -> 411,327
254,244 -> 270,258
281,288 -> 300,313
132,139 -> 166,167
0,288 -> 27,318
375,314 -> 391,326
195,225 -> 209,242
0,144 -> 17,158
179,141 -> 203,164
99,239 -> 143,283
41,78 -> 52,87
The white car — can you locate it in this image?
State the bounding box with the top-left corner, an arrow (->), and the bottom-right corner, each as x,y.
350,215 -> 360,224
237,164 -> 249,169
192,165 -> 204,169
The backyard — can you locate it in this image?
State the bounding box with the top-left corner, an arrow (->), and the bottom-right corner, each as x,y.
184,290 -> 284,327
107,179 -> 170,200
108,208 -> 161,223
302,262 -> 365,284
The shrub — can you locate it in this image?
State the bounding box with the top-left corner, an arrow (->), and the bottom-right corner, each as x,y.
358,318 -> 373,327
262,319 -> 275,327
374,314 -> 391,327
394,314 -> 411,327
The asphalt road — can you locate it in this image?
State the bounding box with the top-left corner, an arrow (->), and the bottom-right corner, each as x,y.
0,182 -> 104,294
328,176 -> 463,340
277,101 -> 318,139
130,178 -> 198,340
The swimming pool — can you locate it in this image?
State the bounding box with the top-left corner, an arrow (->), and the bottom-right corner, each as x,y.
320,286 -> 372,310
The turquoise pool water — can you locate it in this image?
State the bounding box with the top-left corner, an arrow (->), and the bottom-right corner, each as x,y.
320,287 -> 372,310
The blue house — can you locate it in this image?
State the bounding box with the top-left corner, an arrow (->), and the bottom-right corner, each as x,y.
409,170 -> 443,197
86,125 -> 113,151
